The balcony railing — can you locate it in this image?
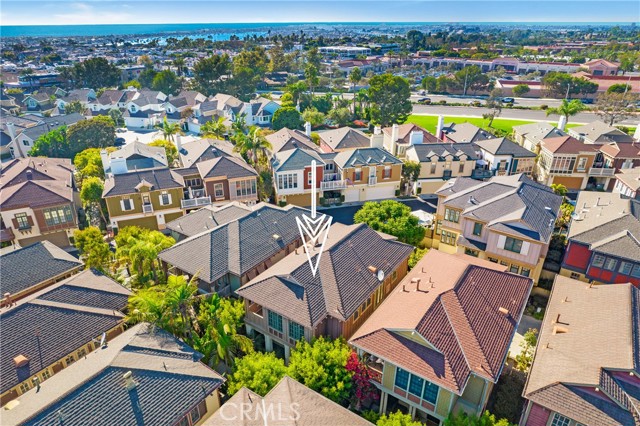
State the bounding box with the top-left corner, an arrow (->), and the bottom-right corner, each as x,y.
323,172 -> 339,181
471,168 -> 495,180
181,196 -> 212,209
588,167 -> 616,177
142,203 -> 153,213
368,176 -> 377,186
230,192 -> 257,202
320,180 -> 348,190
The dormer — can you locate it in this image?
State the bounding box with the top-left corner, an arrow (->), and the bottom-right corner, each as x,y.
135,179 -> 154,192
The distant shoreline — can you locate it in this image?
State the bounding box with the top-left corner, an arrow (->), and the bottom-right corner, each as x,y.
2,21 -> 635,39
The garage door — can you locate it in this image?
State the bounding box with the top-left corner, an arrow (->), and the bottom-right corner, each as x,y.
366,185 -> 396,201
344,188 -> 360,203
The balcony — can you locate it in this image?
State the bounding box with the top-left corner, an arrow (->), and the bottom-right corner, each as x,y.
181,196 -> 212,209
471,168 -> 494,180
368,176 -> 378,186
230,192 -> 257,202
588,167 -> 615,177
142,203 -> 153,213
323,172 -> 339,182
320,180 -> 348,190
366,360 -> 384,384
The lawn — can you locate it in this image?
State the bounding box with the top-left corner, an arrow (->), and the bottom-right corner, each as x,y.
407,115 -> 580,136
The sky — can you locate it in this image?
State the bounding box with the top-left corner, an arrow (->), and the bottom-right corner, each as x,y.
1,0 -> 639,26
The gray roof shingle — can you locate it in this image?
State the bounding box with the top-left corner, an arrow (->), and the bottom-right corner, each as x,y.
272,148 -> 325,172
102,168 -> 183,197
333,147 -> 402,168
165,202 -> 254,238
475,137 -> 537,157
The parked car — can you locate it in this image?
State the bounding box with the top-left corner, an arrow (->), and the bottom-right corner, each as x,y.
469,100 -> 482,107
114,137 -> 126,147
115,128 -> 127,133
417,97 -> 431,104
581,98 -> 594,104
501,97 -> 515,103
418,90 -> 426,95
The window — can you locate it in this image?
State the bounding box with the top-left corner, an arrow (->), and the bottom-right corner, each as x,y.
65,355 -> 75,366
521,268 -> 531,277
23,139 -> 30,146
121,198 -> 134,211
408,375 -> 424,397
422,381 -> 439,404
41,369 -> 51,380
445,161 -> 451,170
43,206 -> 74,226
619,261 -> 633,276
159,191 -> 171,206
394,368 -> 409,390
235,179 -> 257,197
488,257 -> 498,263
631,265 -> 640,278
77,348 -> 87,359
430,163 -> 436,174
570,272 -> 580,279
214,183 -> 224,198
289,321 -> 305,341
441,230 -> 457,246
268,311 -> 283,332
190,404 -> 203,424
185,177 -> 202,187
355,168 -> 362,181
383,166 -> 391,179
19,382 -> 30,393
604,258 -> 618,271
592,254 -> 605,268
278,173 -> 298,190
14,213 -> 30,229
392,271 -> 397,281
510,264 -> 520,274
444,208 -> 460,223
177,416 -> 189,426
472,222 -> 483,236
459,162 -> 465,173
504,237 -> 523,253
464,248 -> 479,257
576,157 -> 587,171
435,220 -> 442,235
549,156 -> 576,174
551,413 -> 571,426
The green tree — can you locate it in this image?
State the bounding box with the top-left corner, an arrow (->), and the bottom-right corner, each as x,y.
138,68 -> 157,89
512,84 -> 530,97
80,176 -> 107,225
272,106 -> 302,131
285,81 -> 308,104
444,410 -> 512,426
155,117 -> 183,142
30,126 -> 70,158
122,79 -> 141,90
74,226 -> 111,270
401,160 -> 421,195
74,147 -> 113,185
116,227 -> 175,284
421,76 -> 437,93
173,57 -> 186,76
301,107 -> 325,127
234,47 -> 269,77
354,200 -> 426,246
542,72 -> 597,98
67,116 -> 116,154
61,57 -> 120,89
607,83 -> 632,94
377,411 -> 422,426
149,139 -> 179,165
546,99 -> 588,127
454,65 -> 489,95
280,92 -> 295,108
152,70 -> 182,95
234,127 -> 272,167
305,64 -> 319,96
108,109 -> 124,127
269,44 -> 293,72
328,107 -> 352,127
550,183 -> 568,197
515,329 -> 538,372
594,92 -> 638,125
349,67 -> 362,113
368,74 -> 412,127
306,46 -> 322,70
484,89 -> 503,128
200,117 -> 227,139
408,247 -> 428,269
227,352 -> 287,396
64,100 -> 87,115
287,337 -> 354,405
556,202 -> 575,229
193,54 -> 231,96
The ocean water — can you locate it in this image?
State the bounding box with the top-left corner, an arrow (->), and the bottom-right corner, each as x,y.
1,22 -> 630,38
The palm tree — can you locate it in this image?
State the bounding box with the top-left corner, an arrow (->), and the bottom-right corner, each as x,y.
349,67 -> 362,115
546,99 -> 588,130
155,117 -> 183,142
234,127 -> 272,167
201,116 -> 227,139
232,113 -> 248,136
356,89 -> 369,119
173,57 -> 186,77
550,183 -> 568,197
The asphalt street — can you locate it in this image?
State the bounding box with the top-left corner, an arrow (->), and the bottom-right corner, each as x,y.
320,196 -> 437,225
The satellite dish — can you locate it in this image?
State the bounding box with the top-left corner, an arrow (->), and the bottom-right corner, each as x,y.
377,269 -> 385,282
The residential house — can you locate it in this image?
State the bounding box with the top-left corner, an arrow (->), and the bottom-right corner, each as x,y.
441,122 -> 492,144
237,222 -> 413,360
165,202 -> 253,241
0,158 -> 80,248
102,168 -> 185,231
272,148 -> 326,207
247,96 -> 280,127
520,275 -> 639,426
559,191 -> 640,286
535,135 -> 598,190
614,166 -> 640,199
87,88 -> 137,115
55,88 -> 97,114
123,90 -> 167,129
158,203 -> 308,295
328,147 -> 403,203
7,113 -> 85,158
265,126 -> 320,156
318,127 -> 370,152
474,137 -> 537,177
434,174 -> 562,282
512,122 -> 567,152
350,250 -> 532,425
1,92 -> 22,116
381,123 -> 441,158
568,120 -> 635,145
163,90 -> 206,124
22,92 -> 54,116
101,141 -> 168,176
205,376 -> 373,426
0,112 -> 41,159
405,143 -> 480,195
0,241 -> 82,304
2,323 -> 224,426
597,140 -> 640,190
0,269 -> 131,406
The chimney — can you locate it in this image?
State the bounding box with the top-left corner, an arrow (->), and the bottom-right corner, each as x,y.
409,130 -> 422,145
436,115 -> 444,140
26,169 -> 33,180
175,134 -> 182,153
367,265 -> 378,274
6,122 -> 17,140
391,123 -> 399,143
100,149 -> 110,176
304,121 -> 312,137
13,354 -> 29,368
374,126 -> 381,135
243,102 -> 253,125
498,307 -> 509,316
123,371 -> 137,390
558,115 -> 567,131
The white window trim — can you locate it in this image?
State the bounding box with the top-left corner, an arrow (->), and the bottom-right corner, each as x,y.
120,198 -> 134,211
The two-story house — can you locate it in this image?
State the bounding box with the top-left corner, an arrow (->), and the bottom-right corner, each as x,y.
434,174 -> 562,282
512,122 -> 567,152
102,168 -> 185,231
318,127 -> 370,153
54,89 -> 97,114
2,322 -> 224,426
0,269 -> 131,407
265,127 -> 320,156
381,123 -> 441,158
272,148 -> 326,207
536,135 -> 598,190
405,143 -> 480,195
560,191 -> 640,286
330,147 -> 403,203
568,120 -> 635,145
350,250 -> 532,425
123,90 -> 167,129
441,122 -> 492,144
614,166 -> 640,200
165,202 -> 253,241
101,141 -> 168,177
7,113 -> 85,158
158,203 -> 308,296
0,158 -> 80,249
521,275 -> 639,426
596,140 -> 640,190
237,222 -> 413,360
474,137 -> 537,177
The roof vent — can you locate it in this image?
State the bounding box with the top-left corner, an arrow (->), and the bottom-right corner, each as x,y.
272,234 -> 282,241
498,307 -> 509,316
367,265 -> 378,274
552,326 -> 568,335
123,371 -> 137,390
13,354 -> 29,368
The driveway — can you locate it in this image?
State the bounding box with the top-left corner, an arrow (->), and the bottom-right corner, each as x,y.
319,197 -> 437,225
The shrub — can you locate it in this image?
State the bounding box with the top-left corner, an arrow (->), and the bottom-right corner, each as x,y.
416,187 -> 422,194
540,104 -> 548,110
319,197 -> 325,206
439,99 -> 447,105
340,195 -> 345,202
278,200 -> 287,207
395,189 -> 401,196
